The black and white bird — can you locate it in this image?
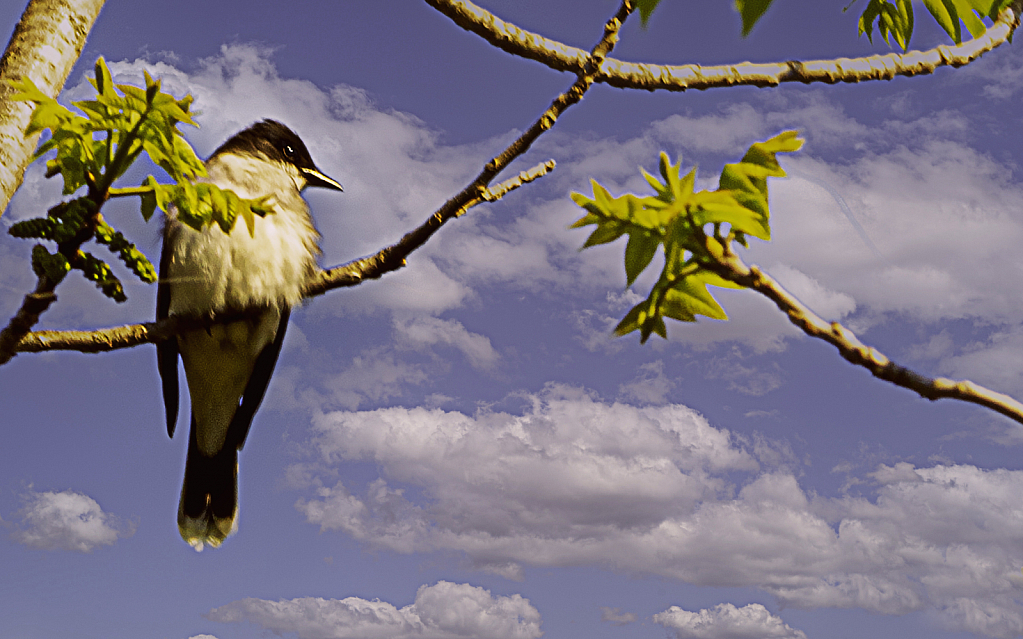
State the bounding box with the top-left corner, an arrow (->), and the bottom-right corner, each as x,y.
157,120 -> 343,551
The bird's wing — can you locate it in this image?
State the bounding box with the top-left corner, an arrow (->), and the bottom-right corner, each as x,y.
156,235 -> 180,438
224,307 -> 291,452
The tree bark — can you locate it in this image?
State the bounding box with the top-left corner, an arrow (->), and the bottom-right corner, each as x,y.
0,0 -> 105,217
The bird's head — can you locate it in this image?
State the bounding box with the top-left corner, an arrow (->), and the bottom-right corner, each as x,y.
210,119 -> 344,192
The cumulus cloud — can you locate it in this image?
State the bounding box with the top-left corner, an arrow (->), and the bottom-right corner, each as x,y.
297,348 -> 429,411
930,326 -> 1023,396
599,606 -> 637,626
207,581 -> 542,639
296,385 -> 758,557
10,489 -> 134,552
291,386 -> 1023,638
394,316 -> 500,370
654,603 -> 806,639
703,351 -> 783,397
767,264 -> 856,321
617,360 -> 675,403
757,145 -> 1023,326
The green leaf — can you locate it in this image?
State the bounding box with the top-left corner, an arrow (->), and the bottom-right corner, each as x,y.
239,199 -> 257,238
697,269 -> 744,290
208,183 -> 227,227
659,288 -> 698,323
649,315 -> 667,341
693,193 -> 770,240
878,0 -> 912,49
584,220 -> 627,248
144,69 -> 160,104
614,302 -> 645,338
79,251 -> 126,302
923,0 -> 961,42
899,0 -> 915,46
570,186 -> 652,249
8,75 -> 52,105
950,0 -> 987,37
94,57 -> 112,96
715,131 -> 802,236
222,188 -> 242,235
635,0 -> 662,28
139,188 -> 157,222
31,244 -> 70,283
858,0 -> 884,42
670,275 -> 730,321
8,217 -> 57,240
624,230 -> 659,286
735,0 -> 775,37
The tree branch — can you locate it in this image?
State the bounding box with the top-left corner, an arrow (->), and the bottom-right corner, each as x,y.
426,0 -> 1020,92
706,243 -> 1023,427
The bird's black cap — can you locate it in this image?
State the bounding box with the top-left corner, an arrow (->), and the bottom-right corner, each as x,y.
211,119 -> 343,191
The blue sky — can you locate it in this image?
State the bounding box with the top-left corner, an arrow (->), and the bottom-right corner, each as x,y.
3,1 -> 1023,638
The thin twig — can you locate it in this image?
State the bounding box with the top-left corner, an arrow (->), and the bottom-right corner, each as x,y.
426,0 -> 1020,91
706,244 -> 1023,426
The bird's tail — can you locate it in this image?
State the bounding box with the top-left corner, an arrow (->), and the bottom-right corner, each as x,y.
178,416 -> 239,551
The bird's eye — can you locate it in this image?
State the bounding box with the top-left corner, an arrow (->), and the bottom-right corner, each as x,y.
283,144 -> 295,158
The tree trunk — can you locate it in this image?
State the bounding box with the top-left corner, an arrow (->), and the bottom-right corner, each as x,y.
0,0 -> 105,217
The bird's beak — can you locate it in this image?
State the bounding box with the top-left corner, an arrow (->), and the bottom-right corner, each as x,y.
301,167 -> 344,192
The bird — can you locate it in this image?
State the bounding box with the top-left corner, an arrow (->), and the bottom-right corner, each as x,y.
157,119 -> 343,551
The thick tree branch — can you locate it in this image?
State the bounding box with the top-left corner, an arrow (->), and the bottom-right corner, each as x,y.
0,0 -> 105,216
427,0 -> 1020,91
706,244 -> 1023,427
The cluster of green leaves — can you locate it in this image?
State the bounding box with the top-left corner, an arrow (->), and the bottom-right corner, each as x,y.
11,57 -> 204,197
570,131 -> 803,343
642,0 -> 1009,44
8,57 -> 270,302
851,0 -> 1012,50
9,199 -> 153,301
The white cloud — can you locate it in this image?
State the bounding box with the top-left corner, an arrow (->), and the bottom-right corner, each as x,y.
10,489 -> 133,552
394,315 -> 499,370
316,348 -> 430,411
932,326 -> 1023,394
206,581 -> 542,639
703,351 -> 783,397
291,386 -> 1023,638
617,359 -> 675,404
648,95 -> 871,156
758,145 -> 1023,325
649,104 -> 770,155
297,386 -> 758,559
599,606 -> 637,626
767,264 -> 856,321
654,603 -> 806,639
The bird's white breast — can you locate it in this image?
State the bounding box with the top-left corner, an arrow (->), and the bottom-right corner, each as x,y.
165,154 -> 321,315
